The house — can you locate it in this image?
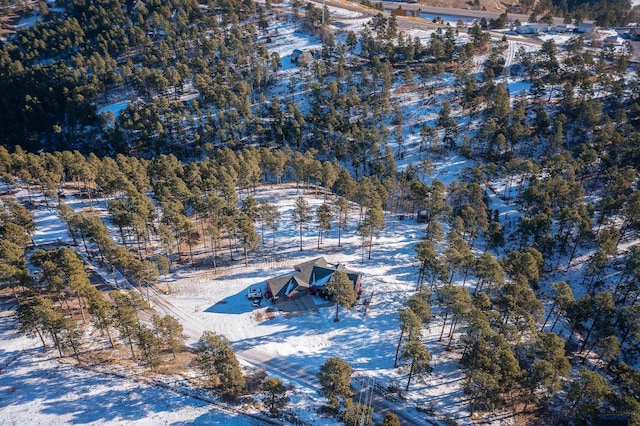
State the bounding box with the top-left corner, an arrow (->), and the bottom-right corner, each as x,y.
515,23 -> 550,35
577,22 -> 596,33
265,257 -> 362,303
604,35 -> 621,45
133,0 -> 146,11
551,23 -> 574,33
290,48 -> 317,65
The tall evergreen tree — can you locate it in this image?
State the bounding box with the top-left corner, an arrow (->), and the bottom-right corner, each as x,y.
326,270 -> 357,322
293,196 -> 312,251
318,357 -> 352,410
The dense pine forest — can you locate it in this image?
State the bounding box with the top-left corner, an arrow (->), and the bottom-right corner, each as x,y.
2,0 -> 640,424
519,0 -> 635,26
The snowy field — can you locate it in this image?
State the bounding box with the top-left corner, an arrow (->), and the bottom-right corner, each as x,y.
2,167 -> 480,426
0,304 -> 248,426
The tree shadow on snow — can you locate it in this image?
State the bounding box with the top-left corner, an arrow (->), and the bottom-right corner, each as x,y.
0,354 -> 208,424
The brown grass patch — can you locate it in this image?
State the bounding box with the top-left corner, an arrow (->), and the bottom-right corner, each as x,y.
154,352 -> 197,375
393,83 -> 422,94
81,347 -> 121,365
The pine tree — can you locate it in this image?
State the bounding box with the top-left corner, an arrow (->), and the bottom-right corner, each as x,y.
85,285 -> 115,347
237,213 -> 259,266
293,196 -> 312,251
380,413 -> 401,426
111,290 -> 147,359
358,200 -> 385,260
394,308 -> 421,368
136,324 -> 163,369
334,197 -> 350,247
196,331 -> 245,396
260,377 -> 290,416
315,202 -> 333,248
152,314 -> 185,360
564,368 -> 611,423
326,270 -> 357,322
342,399 -> 373,426
318,357 -> 352,410
401,339 -> 432,391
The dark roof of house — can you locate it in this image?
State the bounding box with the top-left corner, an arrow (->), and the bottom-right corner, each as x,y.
295,257 -> 328,282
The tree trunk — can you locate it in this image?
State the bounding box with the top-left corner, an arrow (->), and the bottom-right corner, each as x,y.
580,314 -> 600,353
128,335 -> 136,359
566,235 -> 582,272
210,238 -> 217,274
51,331 -> 63,357
79,227 -> 89,257
406,358 -> 415,391
35,327 -> 47,348
439,310 -> 449,341
540,301 -> 557,332
447,316 -> 459,348
227,236 -> 234,261
105,325 -> 115,348
299,223 -> 303,251
394,328 -> 405,368
136,235 -> 144,261
76,292 -> 87,324
550,311 -> 562,333
118,225 -> 127,248
68,337 -> 80,361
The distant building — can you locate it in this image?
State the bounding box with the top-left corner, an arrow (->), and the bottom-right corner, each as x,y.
577,22 -> 596,33
551,23 -> 574,33
604,35 -> 622,45
133,0 -> 146,11
391,8 -> 409,17
515,23 -> 550,35
291,49 -> 316,65
630,28 -> 640,40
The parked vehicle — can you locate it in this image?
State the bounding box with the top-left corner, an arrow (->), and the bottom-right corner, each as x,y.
247,287 -> 262,300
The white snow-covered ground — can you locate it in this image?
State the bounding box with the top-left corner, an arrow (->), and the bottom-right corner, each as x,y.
0,305 -> 248,426
2,171 -> 474,425
97,101 -> 130,119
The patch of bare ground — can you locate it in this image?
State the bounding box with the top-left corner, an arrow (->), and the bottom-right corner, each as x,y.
471,403 -> 544,425
244,369 -> 267,393
394,83 -> 423,94
153,351 -> 197,375
252,307 -> 277,322
81,346 -> 123,366
417,0 -> 508,12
